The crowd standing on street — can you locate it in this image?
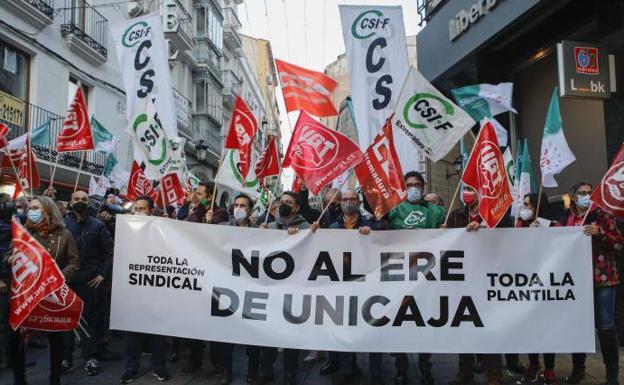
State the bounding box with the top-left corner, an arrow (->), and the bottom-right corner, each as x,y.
0,171 -> 622,385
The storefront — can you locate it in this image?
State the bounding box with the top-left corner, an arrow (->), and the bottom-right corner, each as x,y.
417,0 -> 624,198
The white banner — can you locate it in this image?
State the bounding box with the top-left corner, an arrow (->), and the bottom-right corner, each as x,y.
339,5 -> 418,172
111,13 -> 177,138
111,217 -> 595,353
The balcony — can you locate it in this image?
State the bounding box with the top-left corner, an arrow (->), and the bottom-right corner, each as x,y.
173,88 -> 193,139
416,0 -> 447,26
192,114 -> 223,163
222,69 -> 241,108
223,7 -> 242,51
0,98 -> 106,177
4,0 -> 55,29
162,0 -> 193,52
60,0 -> 108,65
193,38 -> 222,82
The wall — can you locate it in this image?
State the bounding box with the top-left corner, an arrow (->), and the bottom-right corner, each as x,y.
515,53 -> 607,197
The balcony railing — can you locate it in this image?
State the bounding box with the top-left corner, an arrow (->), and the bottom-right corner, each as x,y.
162,0 -> 193,49
19,0 -> 55,19
416,0 -> 447,25
223,7 -> 242,49
222,69 -> 241,101
193,39 -> 222,79
0,99 -> 106,175
173,88 -> 192,137
60,0 -> 108,58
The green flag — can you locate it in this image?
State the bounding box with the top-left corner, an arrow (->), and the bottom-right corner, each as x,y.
103,153 -> 118,177
91,117 -> 118,154
29,121 -> 50,146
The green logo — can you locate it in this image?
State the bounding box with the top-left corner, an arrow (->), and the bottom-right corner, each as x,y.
351,10 -> 387,39
122,21 -> 151,47
229,151 -> 259,188
133,113 -> 167,166
403,93 -> 455,130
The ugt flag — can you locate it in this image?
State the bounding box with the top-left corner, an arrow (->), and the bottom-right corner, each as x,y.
255,136 -> 281,185
283,111 -> 364,195
355,116 -> 406,220
225,96 -> 258,182
275,59 -> 338,117
126,161 -> 157,202
540,88 -> 575,188
591,142 -> 624,218
21,283 -> 84,331
9,218 -> 65,330
461,121 -> 513,228
393,66 -> 476,162
58,85 -> 94,152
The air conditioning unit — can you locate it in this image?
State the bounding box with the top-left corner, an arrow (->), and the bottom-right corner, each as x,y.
127,1 -> 144,17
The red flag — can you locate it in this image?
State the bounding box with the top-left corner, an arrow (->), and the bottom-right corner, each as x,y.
21,283 -> 83,331
127,161 -> 157,202
591,142 -> 624,218
157,173 -> 186,207
355,117 -> 407,219
283,111 -> 363,195
0,123 -> 9,140
9,218 -> 65,330
255,137 -> 281,185
275,59 -> 338,117
291,176 -> 301,193
224,96 -> 258,182
1,135 -> 40,195
57,86 -> 93,152
461,121 -> 513,228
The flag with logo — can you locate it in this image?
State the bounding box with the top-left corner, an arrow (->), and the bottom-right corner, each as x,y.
225,96 -> 258,181
540,88 -> 575,188
2,134 -> 40,196
29,121 -> 51,146
21,283 -> 84,331
590,142 -> 624,218
89,175 -> 111,197
126,161 -> 157,201
283,111 -> 364,195
91,118 -> 118,154
186,171 -> 200,191
157,172 -> 185,207
461,121 -> 513,228
513,139 -> 538,218
216,150 -> 263,199
57,85 -> 94,152
9,218 -> 65,330
355,117 -> 407,219
502,147 -> 515,191
255,136 -> 280,186
127,97 -> 174,180
393,66 -> 476,162
275,59 -> 338,117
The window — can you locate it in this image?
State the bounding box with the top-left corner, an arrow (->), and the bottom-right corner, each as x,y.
69,76 -> 89,105
0,41 -> 29,101
196,5 -> 223,50
195,7 -> 206,36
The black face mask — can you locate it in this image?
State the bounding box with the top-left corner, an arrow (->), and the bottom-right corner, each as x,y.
72,202 -> 88,214
328,203 -> 341,215
279,203 -> 292,218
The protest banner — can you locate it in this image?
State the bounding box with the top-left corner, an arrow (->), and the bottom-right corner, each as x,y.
111,216 -> 594,353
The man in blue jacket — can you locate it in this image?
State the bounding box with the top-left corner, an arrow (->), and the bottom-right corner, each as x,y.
62,190 -> 116,376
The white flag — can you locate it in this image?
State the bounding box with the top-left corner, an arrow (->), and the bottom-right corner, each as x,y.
215,150 -> 262,199
89,175 -> 110,197
392,66 -> 476,162
540,88 -> 575,188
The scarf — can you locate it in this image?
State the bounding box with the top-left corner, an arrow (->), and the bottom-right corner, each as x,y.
26,220 -> 55,239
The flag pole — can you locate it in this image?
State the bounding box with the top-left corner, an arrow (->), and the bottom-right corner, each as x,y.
316,170 -> 351,224
27,141 -> 33,198
159,180 -> 167,211
210,149 -> 225,212
533,182 -> 544,224
73,152 -> 85,192
263,168 -> 283,225
444,128 -> 480,226
49,152 -> 60,188
580,202 -> 594,226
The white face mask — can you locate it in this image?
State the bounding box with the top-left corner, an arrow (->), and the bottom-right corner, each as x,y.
233,207 -> 248,222
519,208 -> 534,222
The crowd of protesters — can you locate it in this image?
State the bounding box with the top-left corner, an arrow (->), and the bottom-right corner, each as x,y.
0,171 -> 622,385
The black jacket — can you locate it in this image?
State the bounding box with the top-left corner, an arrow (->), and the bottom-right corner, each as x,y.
329,213 -> 385,230
0,220 -> 11,281
446,206 -> 513,229
65,213 -> 114,283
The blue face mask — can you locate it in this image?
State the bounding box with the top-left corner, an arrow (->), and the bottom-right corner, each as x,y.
407,187 -> 422,203
27,210 -> 44,224
577,195 -> 591,208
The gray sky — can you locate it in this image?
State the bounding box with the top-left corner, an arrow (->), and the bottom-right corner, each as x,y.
239,0 -> 420,189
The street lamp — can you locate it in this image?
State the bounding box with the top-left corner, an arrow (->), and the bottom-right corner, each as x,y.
195,139 -> 208,162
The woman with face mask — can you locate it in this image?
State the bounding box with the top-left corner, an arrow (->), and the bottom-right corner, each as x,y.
6,196 -> 79,385
559,182 -> 623,385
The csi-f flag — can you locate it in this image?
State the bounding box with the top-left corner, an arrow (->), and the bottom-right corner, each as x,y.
91,118 -> 118,154
451,83 -> 517,120
540,88 -> 575,188
393,66 -> 476,162
502,146 -> 515,190
215,150 -> 263,199
29,121 -> 51,146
